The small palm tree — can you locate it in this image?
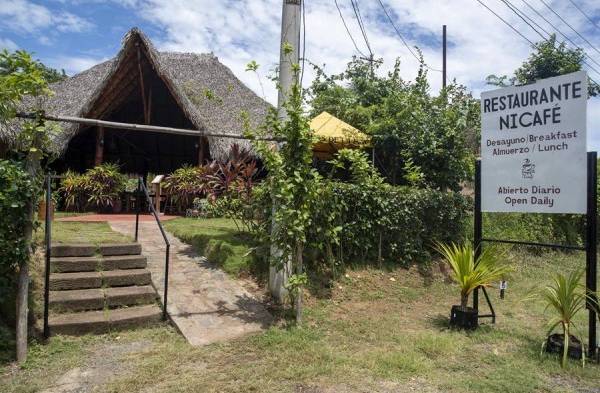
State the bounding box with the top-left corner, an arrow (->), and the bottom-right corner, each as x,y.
537,269 -> 588,368
435,242 -> 510,309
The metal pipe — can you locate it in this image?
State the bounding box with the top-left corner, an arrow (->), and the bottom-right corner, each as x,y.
43,175 -> 52,339
481,238 -> 586,251
473,159 -> 482,311
16,112 -> 283,141
586,151 -> 598,357
163,244 -> 170,321
134,177 -> 141,242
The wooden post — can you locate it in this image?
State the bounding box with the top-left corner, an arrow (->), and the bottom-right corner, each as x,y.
94,126 -> 104,166
198,137 -> 206,166
154,183 -> 161,214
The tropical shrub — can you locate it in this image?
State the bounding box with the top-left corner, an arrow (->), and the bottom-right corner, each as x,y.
163,165 -> 206,212
59,163 -> 127,211
435,242 -> 510,309
0,160 -> 34,299
59,170 -> 88,211
535,269 -> 591,367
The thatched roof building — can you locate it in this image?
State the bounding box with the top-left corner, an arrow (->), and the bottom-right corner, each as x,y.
1,28 -> 270,175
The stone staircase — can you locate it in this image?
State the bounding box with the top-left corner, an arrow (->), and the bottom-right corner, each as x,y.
47,243 -> 162,336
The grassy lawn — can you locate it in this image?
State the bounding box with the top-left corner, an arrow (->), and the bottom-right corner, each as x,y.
2,249 -> 599,392
163,217 -> 261,277
36,220 -> 132,245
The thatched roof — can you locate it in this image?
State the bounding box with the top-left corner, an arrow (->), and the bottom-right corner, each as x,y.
1,28 -> 271,160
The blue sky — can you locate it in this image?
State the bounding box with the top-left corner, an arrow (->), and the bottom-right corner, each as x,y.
1,0 -> 600,149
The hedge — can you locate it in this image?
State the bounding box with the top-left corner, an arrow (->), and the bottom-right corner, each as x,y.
327,182 -> 470,266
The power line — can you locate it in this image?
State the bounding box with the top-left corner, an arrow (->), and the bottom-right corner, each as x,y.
474,0 -> 600,85
538,0 -> 600,57
350,0 -> 374,57
376,0 -> 443,72
518,0 -> 600,73
502,0 -> 552,40
501,0 -> 600,74
499,0 -> 546,40
334,0 -> 368,58
567,0 -> 600,32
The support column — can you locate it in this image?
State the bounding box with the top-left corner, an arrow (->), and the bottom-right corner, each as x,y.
270,0 -> 301,303
198,136 -> 207,166
94,126 -> 104,166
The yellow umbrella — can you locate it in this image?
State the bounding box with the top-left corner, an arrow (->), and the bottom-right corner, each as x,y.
310,111 -> 371,159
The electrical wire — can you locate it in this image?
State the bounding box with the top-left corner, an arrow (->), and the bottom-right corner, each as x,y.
567,0 -> 600,32
538,0 -> 600,57
499,0 -> 547,40
520,0 -> 600,71
334,0 -> 368,58
350,0 -> 373,57
474,0 -> 600,85
376,0 -> 443,72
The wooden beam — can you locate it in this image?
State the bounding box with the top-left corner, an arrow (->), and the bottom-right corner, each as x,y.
94,126 -> 104,166
198,136 -> 207,166
16,112 -> 283,141
137,45 -> 149,124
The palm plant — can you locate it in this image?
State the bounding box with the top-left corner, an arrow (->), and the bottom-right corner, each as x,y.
537,269 -> 588,368
435,242 -> 510,309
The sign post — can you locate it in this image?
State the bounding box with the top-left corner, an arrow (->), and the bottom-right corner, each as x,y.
477,71 -> 597,357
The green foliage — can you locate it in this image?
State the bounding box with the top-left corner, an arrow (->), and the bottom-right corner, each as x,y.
59,164 -> 127,211
0,160 -> 34,296
308,57 -> 478,190
535,269 -> 591,367
163,165 -> 206,211
482,213 -> 584,252
487,34 -> 599,96
435,242 -> 511,308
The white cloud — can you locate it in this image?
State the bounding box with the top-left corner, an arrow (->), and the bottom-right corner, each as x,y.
0,0 -> 93,34
0,37 -> 18,51
46,55 -> 108,75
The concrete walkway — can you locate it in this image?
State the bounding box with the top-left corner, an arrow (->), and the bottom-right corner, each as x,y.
109,220 -> 272,346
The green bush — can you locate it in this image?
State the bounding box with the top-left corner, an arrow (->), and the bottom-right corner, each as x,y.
330,182 -> 469,265
59,163 -> 127,211
0,160 -> 35,319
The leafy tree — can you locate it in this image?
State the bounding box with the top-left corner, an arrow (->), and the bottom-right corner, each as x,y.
486,34 -> 599,96
308,58 -> 478,190
0,52 -> 66,83
0,49 -> 56,363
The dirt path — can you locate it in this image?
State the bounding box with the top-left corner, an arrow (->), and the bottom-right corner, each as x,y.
39,341 -> 151,393
109,220 -> 272,346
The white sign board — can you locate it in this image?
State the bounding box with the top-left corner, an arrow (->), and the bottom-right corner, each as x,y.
481,71 -> 588,213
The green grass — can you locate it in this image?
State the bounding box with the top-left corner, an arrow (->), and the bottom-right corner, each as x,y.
163,217 -> 261,276
36,221 -> 132,245
1,250 -> 599,392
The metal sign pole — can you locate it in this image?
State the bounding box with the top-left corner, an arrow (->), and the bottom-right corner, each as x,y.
473,159 -> 482,311
586,151 -> 598,358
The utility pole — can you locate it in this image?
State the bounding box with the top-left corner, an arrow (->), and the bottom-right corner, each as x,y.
277,0 -> 302,119
442,25 -> 447,89
270,0 -> 302,302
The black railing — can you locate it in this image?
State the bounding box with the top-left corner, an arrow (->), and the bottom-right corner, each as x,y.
134,178 -> 171,321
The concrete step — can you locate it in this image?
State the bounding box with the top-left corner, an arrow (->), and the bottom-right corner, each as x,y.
102,255 -> 147,271
103,269 -> 151,287
99,243 -> 141,256
48,304 -> 162,336
49,285 -> 157,312
51,244 -> 95,258
51,255 -> 147,273
49,288 -> 104,312
50,271 -> 102,290
50,243 -> 141,258
106,286 -> 157,308
50,269 -> 152,290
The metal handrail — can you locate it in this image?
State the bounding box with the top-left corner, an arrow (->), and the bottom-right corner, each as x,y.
134,178 -> 171,321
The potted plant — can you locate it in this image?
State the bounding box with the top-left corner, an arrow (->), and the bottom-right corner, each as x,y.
436,242 -> 510,330
84,163 -> 127,213
535,269 -> 594,367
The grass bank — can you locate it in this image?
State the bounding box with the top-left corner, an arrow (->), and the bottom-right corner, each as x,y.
2,250 -> 599,392
163,217 -> 263,277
